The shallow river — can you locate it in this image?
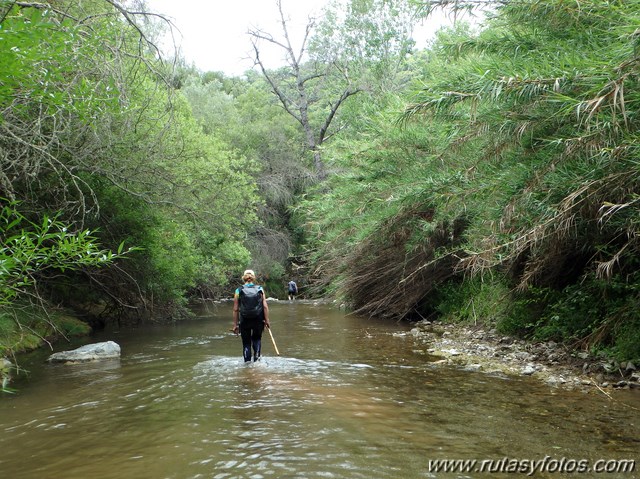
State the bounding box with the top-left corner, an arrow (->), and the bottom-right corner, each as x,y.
1,301 -> 639,478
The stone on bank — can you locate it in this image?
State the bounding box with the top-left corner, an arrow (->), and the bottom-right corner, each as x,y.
47,341 -> 121,364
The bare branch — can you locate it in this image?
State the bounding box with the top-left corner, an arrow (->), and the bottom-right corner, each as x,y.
251,41 -> 303,125
318,88 -> 361,145
247,0 -> 363,179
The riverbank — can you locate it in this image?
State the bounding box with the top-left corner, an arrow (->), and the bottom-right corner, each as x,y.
0,304 -> 92,391
403,320 -> 640,392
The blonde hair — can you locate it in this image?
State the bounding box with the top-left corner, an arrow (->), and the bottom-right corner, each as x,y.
242,269 -> 256,282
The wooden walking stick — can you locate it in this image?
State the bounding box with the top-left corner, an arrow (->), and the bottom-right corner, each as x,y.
267,326 -> 280,356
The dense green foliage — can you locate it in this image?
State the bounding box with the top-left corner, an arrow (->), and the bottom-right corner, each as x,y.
180,73 -> 309,283
2,0 -> 638,366
299,0 -> 640,359
0,1 -> 258,357
0,200 -> 126,306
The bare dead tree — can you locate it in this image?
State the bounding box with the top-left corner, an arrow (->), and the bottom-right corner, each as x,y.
249,0 -> 361,180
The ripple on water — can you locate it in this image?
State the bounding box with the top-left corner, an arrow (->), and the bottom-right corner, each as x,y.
5,302 -> 639,479
194,355 -> 372,381
149,335 -> 227,351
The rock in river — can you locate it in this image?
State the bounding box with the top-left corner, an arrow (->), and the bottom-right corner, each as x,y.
47,341 -> 121,364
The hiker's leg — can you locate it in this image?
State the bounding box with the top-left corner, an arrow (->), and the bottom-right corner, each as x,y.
251,325 -> 264,361
240,326 -> 252,362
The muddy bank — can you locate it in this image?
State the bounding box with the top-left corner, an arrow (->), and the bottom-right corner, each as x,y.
400,320 -> 640,392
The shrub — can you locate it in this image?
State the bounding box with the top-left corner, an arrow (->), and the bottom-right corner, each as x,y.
434,275 -> 512,326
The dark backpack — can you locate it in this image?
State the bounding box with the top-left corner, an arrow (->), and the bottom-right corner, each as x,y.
239,285 -> 264,320
288,281 -> 297,293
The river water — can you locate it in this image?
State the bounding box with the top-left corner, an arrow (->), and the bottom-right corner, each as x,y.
1,301 -> 639,478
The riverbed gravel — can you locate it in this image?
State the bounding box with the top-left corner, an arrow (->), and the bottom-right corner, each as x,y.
399,320 -> 640,393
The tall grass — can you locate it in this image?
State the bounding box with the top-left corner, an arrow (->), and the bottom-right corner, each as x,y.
301,0 -> 640,359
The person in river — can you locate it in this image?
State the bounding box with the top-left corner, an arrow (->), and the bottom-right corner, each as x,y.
287,280 -> 298,301
232,269 -> 270,362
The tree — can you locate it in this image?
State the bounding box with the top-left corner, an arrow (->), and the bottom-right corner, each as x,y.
181,69 -> 312,285
249,0 -> 420,179
249,0 -> 354,179
301,0 -> 640,358
0,200 -> 129,306
311,0 -> 418,92
249,0 -> 415,175
0,1 -> 259,320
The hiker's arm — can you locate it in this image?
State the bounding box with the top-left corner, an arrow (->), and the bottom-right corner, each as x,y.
262,294 -> 270,328
232,296 -> 239,334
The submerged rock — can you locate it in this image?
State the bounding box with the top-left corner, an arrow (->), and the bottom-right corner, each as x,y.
47,341 -> 121,363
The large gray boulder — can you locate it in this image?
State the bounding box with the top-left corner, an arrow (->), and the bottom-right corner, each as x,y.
47,341 -> 121,363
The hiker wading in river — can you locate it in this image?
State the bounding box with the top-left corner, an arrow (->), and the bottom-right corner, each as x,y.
287,280 -> 298,301
232,270 -> 271,362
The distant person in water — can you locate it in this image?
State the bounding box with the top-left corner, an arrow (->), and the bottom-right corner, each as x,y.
287,280 -> 298,301
233,270 -> 270,362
